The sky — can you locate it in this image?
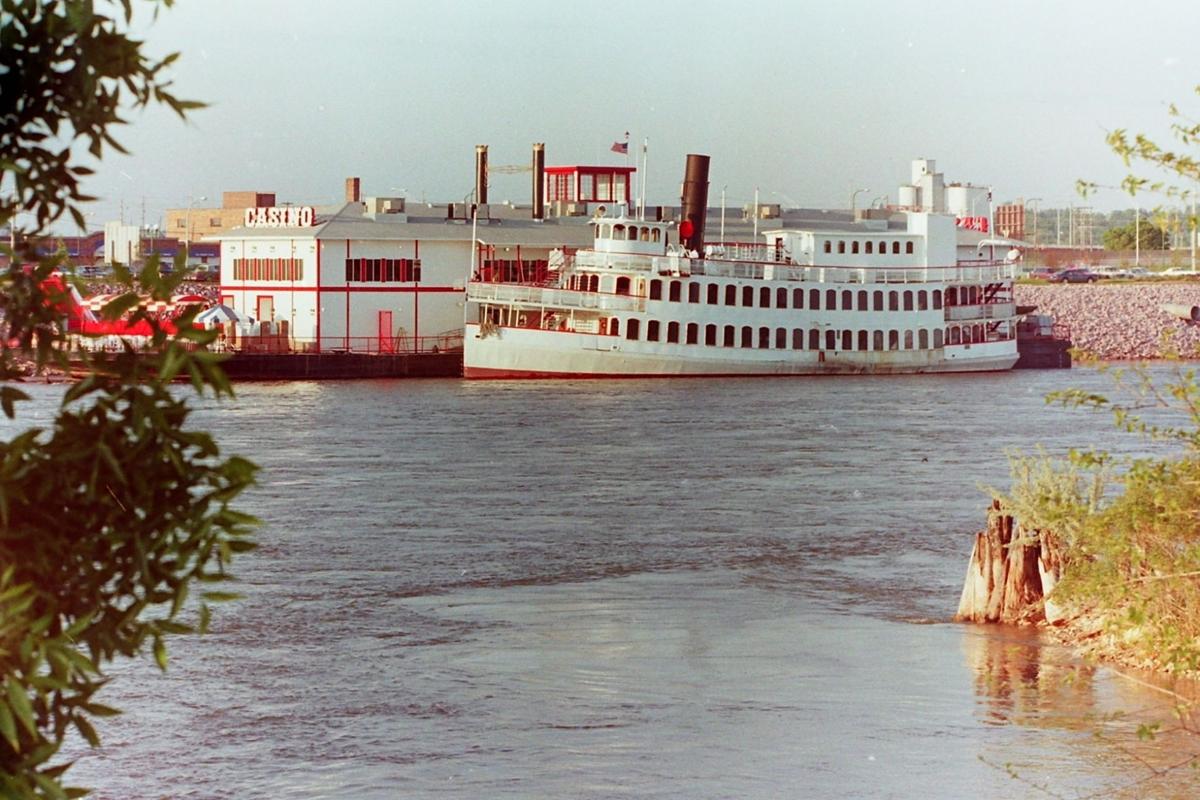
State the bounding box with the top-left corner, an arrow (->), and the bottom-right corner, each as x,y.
41,0 -> 1200,232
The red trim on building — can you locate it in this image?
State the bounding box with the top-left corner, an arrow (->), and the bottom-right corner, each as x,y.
216,285 -> 458,293
315,239 -> 322,351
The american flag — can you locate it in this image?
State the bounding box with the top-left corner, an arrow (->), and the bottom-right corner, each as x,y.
611,140 -> 629,155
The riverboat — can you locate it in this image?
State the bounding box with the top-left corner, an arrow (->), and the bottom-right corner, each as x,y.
463,155 -> 1020,378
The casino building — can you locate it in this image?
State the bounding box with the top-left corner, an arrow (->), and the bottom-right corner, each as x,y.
212,155 -> 639,353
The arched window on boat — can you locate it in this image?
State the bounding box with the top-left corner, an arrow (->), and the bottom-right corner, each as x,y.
866,241 -> 874,254
810,288 -> 821,310
776,327 -> 787,349
688,283 -> 700,303
918,329 -> 929,349
873,290 -> 883,311
776,287 -> 788,309
903,290 -> 913,311
741,326 -> 753,348
809,328 -> 821,350
879,241 -> 886,254
613,224 -> 626,240
669,280 -> 682,302
742,286 -> 754,307
945,287 -> 957,306
823,240 -> 832,254
725,285 -> 737,306
949,326 -> 961,344
933,329 -> 943,348
666,321 -> 680,343
973,323 -> 984,342
852,241 -> 860,254
857,290 -> 868,311
609,318 -> 620,337
758,327 -> 770,349
626,318 -> 640,340
837,241 -> 846,254
905,241 -> 914,254
932,289 -> 942,310
616,276 -> 631,295
904,330 -> 914,349
826,329 -> 837,351
826,289 -> 837,310
793,328 -> 804,349
649,279 -> 663,300
794,288 -> 805,309
892,241 -> 900,254
873,330 -> 884,350
888,330 -> 899,350
842,290 -> 852,310
686,323 -> 699,344
590,275 -> 599,292
647,320 -> 660,341
760,287 -> 771,308
705,324 -> 717,346
888,291 -> 899,311
917,290 -> 928,311
857,330 -> 868,351
707,283 -> 719,304
841,330 -> 852,351
652,229 -> 661,243
723,325 -> 736,347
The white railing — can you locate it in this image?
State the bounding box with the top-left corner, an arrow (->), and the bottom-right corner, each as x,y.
570,249 -> 1018,286
467,282 -> 646,313
944,302 -> 1017,322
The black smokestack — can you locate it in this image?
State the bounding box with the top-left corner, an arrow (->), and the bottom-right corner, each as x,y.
680,154 -> 710,252
475,145 -> 488,204
532,143 -> 545,220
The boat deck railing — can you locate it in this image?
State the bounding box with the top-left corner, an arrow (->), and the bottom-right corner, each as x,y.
467,282 -> 647,313
571,250 -> 1017,285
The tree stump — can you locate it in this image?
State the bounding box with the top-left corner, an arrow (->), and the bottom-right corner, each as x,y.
955,500 -> 1065,625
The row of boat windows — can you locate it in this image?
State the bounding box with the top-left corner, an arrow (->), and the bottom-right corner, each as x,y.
598,224 -> 664,243
823,239 -> 915,255
606,320 -> 999,350
652,279 -> 946,312
568,276 -> 994,312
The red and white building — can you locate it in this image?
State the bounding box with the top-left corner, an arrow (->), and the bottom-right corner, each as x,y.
214,177 -> 613,353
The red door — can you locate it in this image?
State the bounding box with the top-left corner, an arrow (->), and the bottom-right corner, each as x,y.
378,310 -> 394,353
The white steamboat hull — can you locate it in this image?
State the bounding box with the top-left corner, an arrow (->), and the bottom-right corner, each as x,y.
464,324 -> 1018,378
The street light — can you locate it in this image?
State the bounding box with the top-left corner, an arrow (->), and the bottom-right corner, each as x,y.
850,188 -> 870,216
184,195 -> 207,263
1024,197 -> 1042,247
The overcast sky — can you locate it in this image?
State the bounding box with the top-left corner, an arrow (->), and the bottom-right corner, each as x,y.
55,0 -> 1200,231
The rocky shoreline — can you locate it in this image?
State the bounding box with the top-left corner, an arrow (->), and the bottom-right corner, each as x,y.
1016,282 -> 1200,360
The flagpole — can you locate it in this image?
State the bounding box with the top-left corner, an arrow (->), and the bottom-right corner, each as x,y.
640,138 -> 648,221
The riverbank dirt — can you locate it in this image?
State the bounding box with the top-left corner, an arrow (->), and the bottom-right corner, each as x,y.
1016,283 -> 1200,360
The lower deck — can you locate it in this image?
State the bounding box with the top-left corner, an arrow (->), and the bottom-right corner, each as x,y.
464,322 -> 1019,378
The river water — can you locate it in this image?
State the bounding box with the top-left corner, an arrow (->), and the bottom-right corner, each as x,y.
12,368 -> 1200,798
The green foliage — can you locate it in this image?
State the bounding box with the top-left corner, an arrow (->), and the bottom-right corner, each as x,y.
0,0 -> 204,234
1101,219 -> 1168,251
1,2 -> 255,798
996,363 -> 1200,674
1079,84 -> 1200,240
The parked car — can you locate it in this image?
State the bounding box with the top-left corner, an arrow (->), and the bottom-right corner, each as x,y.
1048,268 -> 1100,284
1027,268 -> 1057,281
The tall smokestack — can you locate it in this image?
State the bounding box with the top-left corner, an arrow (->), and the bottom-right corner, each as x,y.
345,177 -> 361,203
679,154 -> 710,252
475,145 -> 488,204
532,142 -> 545,220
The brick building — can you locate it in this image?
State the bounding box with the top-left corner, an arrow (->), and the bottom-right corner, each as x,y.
165,191 -> 276,243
